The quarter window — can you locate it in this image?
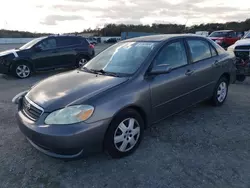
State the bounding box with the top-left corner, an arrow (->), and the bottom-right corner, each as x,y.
57,37 -> 82,47
37,38 -> 56,50
154,41 -> 188,69
187,40 -> 212,62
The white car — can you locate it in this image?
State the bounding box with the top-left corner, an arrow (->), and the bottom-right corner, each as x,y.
195,31 -> 209,37
227,37 -> 250,82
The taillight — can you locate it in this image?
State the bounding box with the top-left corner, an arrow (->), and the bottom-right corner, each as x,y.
89,44 -> 94,49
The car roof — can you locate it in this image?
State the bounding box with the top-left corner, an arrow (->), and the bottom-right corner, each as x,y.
47,35 -> 84,38
123,34 -> 206,42
212,30 -> 234,32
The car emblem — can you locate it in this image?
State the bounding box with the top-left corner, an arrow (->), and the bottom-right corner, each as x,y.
26,103 -> 31,110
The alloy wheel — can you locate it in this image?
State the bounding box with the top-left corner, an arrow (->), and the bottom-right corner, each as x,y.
114,118 -> 140,152
16,65 -> 31,78
79,58 -> 88,67
217,81 -> 227,102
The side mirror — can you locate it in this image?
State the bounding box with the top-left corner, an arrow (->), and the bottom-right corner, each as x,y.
150,64 -> 172,75
34,46 -> 42,52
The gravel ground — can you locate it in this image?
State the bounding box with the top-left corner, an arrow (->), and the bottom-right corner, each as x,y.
0,43 -> 250,187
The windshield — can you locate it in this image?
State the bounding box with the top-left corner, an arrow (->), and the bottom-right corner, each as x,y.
83,41 -> 158,75
209,32 -> 228,37
19,37 -> 46,50
243,32 -> 250,39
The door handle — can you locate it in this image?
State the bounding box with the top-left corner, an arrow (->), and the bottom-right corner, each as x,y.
185,69 -> 194,76
52,51 -> 58,53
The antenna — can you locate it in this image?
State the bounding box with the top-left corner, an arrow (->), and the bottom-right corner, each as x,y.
183,3 -> 190,33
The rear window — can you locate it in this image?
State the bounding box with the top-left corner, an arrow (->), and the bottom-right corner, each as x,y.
81,38 -> 89,46
57,37 -> 82,47
209,32 -> 229,37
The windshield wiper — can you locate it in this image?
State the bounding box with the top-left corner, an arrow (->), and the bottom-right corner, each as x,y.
81,67 -> 97,73
90,69 -> 120,77
81,67 -> 120,77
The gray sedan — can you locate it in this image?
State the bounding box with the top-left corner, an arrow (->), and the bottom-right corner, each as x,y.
13,34 -> 236,159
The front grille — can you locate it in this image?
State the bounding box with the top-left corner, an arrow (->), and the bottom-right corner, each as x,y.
234,46 -> 250,60
22,97 -> 43,121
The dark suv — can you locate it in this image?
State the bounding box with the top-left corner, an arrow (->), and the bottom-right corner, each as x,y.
0,35 -> 95,78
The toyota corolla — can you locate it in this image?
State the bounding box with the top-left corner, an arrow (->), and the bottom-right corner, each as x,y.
13,34 -> 236,159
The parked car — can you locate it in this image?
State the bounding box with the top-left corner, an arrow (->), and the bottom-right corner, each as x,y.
208,30 -> 240,48
195,31 -> 209,37
87,37 -> 97,45
13,34 -> 236,159
105,38 -> 118,43
0,35 -> 95,79
227,37 -> 250,81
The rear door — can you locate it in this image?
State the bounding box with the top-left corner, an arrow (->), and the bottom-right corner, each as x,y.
31,37 -> 60,70
148,39 -> 197,122
55,37 -> 80,67
185,38 -> 222,101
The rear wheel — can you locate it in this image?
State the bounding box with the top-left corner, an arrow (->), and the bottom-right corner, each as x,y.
104,109 -> 144,158
12,63 -> 31,79
76,56 -> 89,68
211,77 -> 229,106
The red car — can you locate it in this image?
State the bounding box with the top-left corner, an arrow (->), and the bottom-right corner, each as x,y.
209,30 -> 240,48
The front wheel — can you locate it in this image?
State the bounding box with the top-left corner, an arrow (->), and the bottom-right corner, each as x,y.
211,77 -> 229,106
12,63 -> 31,79
104,109 -> 144,158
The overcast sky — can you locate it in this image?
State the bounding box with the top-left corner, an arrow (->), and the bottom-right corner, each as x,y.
0,0 -> 249,33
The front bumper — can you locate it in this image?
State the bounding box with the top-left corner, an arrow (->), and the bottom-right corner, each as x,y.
17,109 -> 111,159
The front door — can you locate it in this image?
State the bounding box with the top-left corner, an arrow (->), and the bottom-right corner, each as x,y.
148,40 -> 197,122
31,37 -> 60,70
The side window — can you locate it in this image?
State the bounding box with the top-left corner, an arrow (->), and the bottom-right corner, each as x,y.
187,40 -> 211,62
57,37 -> 81,47
228,32 -> 236,38
37,38 -> 56,50
210,45 -> 217,57
71,37 -> 82,45
154,41 -> 188,69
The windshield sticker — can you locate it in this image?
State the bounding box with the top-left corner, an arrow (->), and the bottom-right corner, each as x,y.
135,43 -> 155,48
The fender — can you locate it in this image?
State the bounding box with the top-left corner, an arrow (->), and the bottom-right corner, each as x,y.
10,57 -> 34,70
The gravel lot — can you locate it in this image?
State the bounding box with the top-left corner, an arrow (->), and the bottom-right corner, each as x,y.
0,43 -> 250,188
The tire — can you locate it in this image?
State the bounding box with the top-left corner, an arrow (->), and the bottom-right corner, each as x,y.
104,108 -> 144,158
76,56 -> 89,68
12,63 -> 32,79
211,76 -> 229,106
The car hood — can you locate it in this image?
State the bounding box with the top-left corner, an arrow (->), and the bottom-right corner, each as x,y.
26,70 -> 129,112
227,39 -> 250,50
234,38 -> 250,46
0,48 -> 20,57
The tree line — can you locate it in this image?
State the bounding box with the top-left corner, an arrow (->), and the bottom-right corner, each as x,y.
1,18 -> 249,38
95,18 -> 250,36
0,29 -> 52,38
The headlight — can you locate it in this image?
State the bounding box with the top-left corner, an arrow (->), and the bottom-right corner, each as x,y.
45,105 -> 94,125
